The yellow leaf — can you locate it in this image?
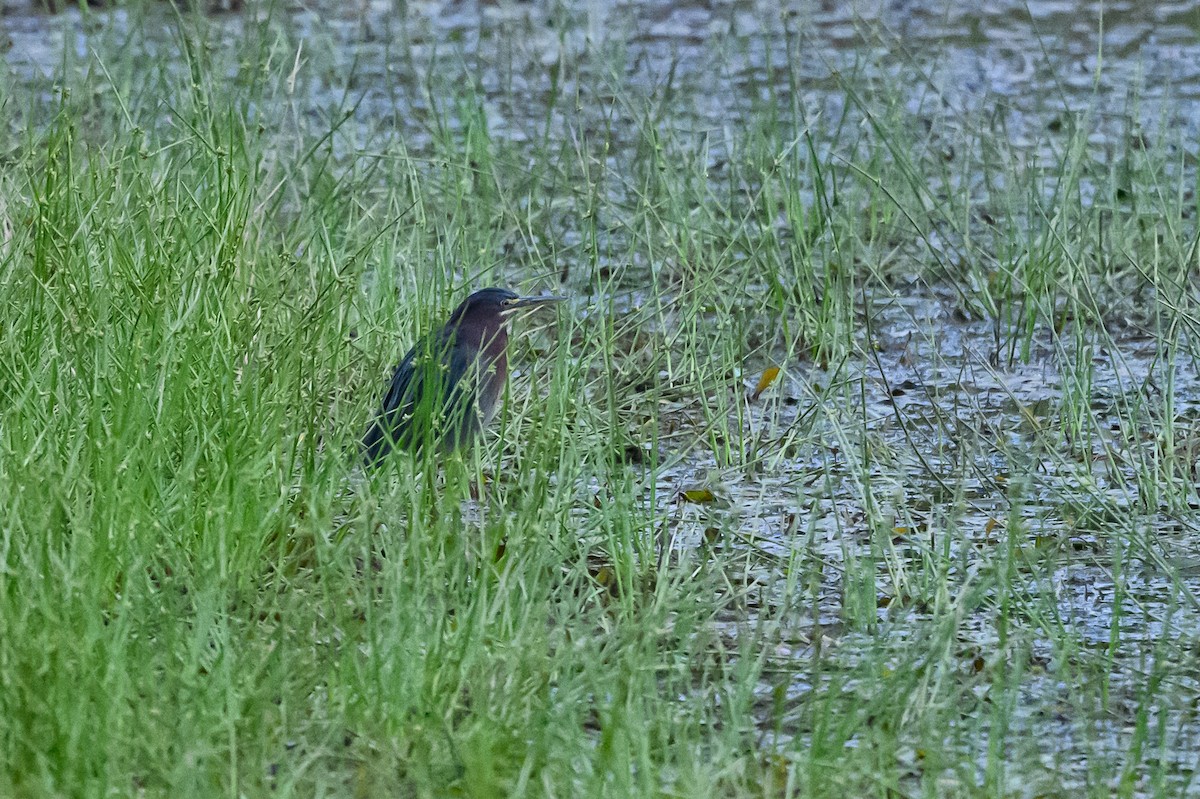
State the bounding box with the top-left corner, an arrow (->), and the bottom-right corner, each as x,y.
751,366 -> 781,400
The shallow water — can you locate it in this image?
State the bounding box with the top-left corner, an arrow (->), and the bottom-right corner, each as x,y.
8,1 -> 1200,148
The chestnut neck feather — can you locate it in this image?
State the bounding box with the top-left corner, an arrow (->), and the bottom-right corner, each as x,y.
450,311 -> 508,372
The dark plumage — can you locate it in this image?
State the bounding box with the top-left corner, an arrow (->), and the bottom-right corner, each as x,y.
361,287 -> 564,467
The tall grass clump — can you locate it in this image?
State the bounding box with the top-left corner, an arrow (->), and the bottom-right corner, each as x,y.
0,39 -> 349,798
0,10 -> 768,797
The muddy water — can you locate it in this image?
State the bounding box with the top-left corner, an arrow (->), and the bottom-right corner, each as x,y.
6,0 -> 1200,792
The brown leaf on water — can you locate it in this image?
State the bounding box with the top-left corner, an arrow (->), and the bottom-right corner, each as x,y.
750,366 -> 781,400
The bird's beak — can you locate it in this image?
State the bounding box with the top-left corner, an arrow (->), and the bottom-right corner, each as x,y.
504,295 -> 568,315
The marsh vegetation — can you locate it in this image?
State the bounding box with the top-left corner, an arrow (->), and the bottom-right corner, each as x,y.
2,1 -> 1200,796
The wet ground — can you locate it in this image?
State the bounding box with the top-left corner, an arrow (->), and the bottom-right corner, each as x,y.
6,0 -> 1200,794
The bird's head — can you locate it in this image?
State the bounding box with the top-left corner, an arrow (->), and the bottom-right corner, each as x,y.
449,287 -> 566,329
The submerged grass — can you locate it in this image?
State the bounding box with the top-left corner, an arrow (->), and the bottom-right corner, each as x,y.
2,3 -> 1200,797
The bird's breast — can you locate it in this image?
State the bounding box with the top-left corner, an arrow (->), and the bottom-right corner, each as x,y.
474,330 -> 508,425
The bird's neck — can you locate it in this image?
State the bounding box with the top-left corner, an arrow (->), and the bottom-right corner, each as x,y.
460,319 -> 508,364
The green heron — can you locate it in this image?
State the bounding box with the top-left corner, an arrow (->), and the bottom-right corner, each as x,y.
361,287 -> 565,467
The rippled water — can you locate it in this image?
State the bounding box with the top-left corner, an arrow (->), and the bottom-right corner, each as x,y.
9,1 -> 1200,149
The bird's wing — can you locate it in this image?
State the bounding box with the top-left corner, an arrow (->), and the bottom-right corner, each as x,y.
379,346 -> 421,423
362,330 -> 461,465
361,337 -> 425,466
